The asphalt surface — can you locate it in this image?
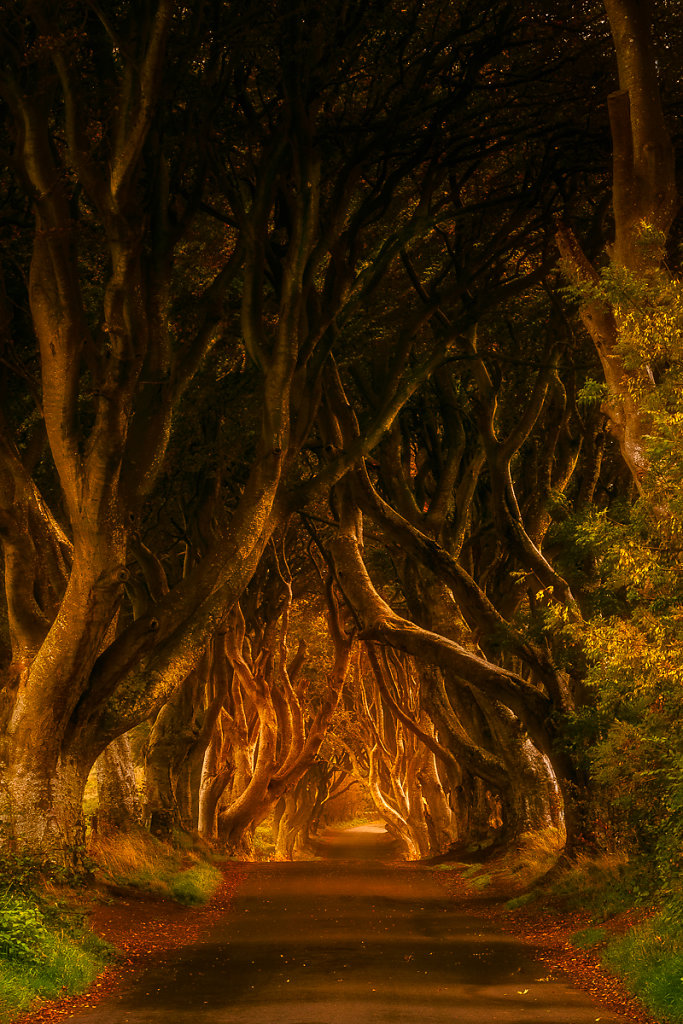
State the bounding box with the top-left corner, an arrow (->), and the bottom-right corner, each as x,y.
66,825 -> 629,1023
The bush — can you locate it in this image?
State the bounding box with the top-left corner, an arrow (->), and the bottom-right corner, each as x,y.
545,852 -> 652,919
0,896 -> 48,963
0,896 -> 113,1024
0,929 -> 109,1022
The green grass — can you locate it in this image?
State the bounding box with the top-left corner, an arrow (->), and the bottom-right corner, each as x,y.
504,892 -> 537,911
0,831 -> 223,1023
602,912 -> 683,1023
105,856 -> 220,905
570,925 -> 608,950
90,829 -> 222,904
452,863 -> 493,887
510,852 -> 683,1023
545,852 -> 651,920
0,895 -> 113,1023
461,864 -> 483,879
170,863 -> 221,905
0,932 -> 109,1019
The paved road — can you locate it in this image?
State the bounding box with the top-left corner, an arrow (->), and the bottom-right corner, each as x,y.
67,826 -> 628,1023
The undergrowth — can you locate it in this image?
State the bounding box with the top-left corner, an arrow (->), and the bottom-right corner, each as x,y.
454,827 -> 565,894
252,822 -> 276,860
506,849 -> 683,1024
545,851 -> 647,919
89,829 -> 222,905
0,865 -> 113,1024
0,829 -> 224,1022
602,912 -> 683,1022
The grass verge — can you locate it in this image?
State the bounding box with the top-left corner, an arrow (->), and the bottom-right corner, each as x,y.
89,829 -> 222,905
601,911 -> 683,1022
0,885 -> 113,1023
0,830 -> 225,1022
440,827 -> 565,894
503,849 -> 683,1023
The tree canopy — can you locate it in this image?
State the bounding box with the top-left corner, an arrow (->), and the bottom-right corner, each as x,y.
0,0 -> 681,893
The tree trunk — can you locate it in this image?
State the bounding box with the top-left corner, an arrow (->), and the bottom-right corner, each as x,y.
143,703 -> 181,840
198,726 -> 234,841
96,734 -> 141,832
417,751 -> 458,854
217,698 -> 278,850
0,746 -> 90,863
273,765 -> 333,860
482,701 -> 563,844
557,0 -> 677,486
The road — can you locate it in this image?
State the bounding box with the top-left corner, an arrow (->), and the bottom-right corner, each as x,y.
65,825 -> 629,1023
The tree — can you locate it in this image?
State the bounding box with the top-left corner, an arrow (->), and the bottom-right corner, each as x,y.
557,0 -> 678,484
1,0 -> 524,859
2,0 -> 677,872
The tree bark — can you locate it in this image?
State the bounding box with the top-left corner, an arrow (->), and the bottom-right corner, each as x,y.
96,734 -> 141,832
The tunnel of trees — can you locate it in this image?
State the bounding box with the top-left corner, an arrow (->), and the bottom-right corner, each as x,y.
0,0 -> 681,883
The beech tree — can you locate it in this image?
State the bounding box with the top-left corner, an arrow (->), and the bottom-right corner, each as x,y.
558,0 -> 678,484
271,761 -> 332,860
206,563 -> 353,853
2,0 -> 530,859
1,0 -> 676,872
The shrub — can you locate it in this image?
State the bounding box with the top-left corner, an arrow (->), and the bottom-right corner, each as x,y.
0,896 -> 113,1024
0,929 -> 109,1022
545,852 -> 649,919
0,896 -> 48,963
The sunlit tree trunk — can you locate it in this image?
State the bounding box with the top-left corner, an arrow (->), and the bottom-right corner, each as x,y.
96,735 -> 141,833
273,764 -> 328,860
418,750 -> 458,853
198,723 -> 234,842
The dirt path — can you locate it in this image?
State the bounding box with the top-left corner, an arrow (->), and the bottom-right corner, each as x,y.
56,826 -> 633,1024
